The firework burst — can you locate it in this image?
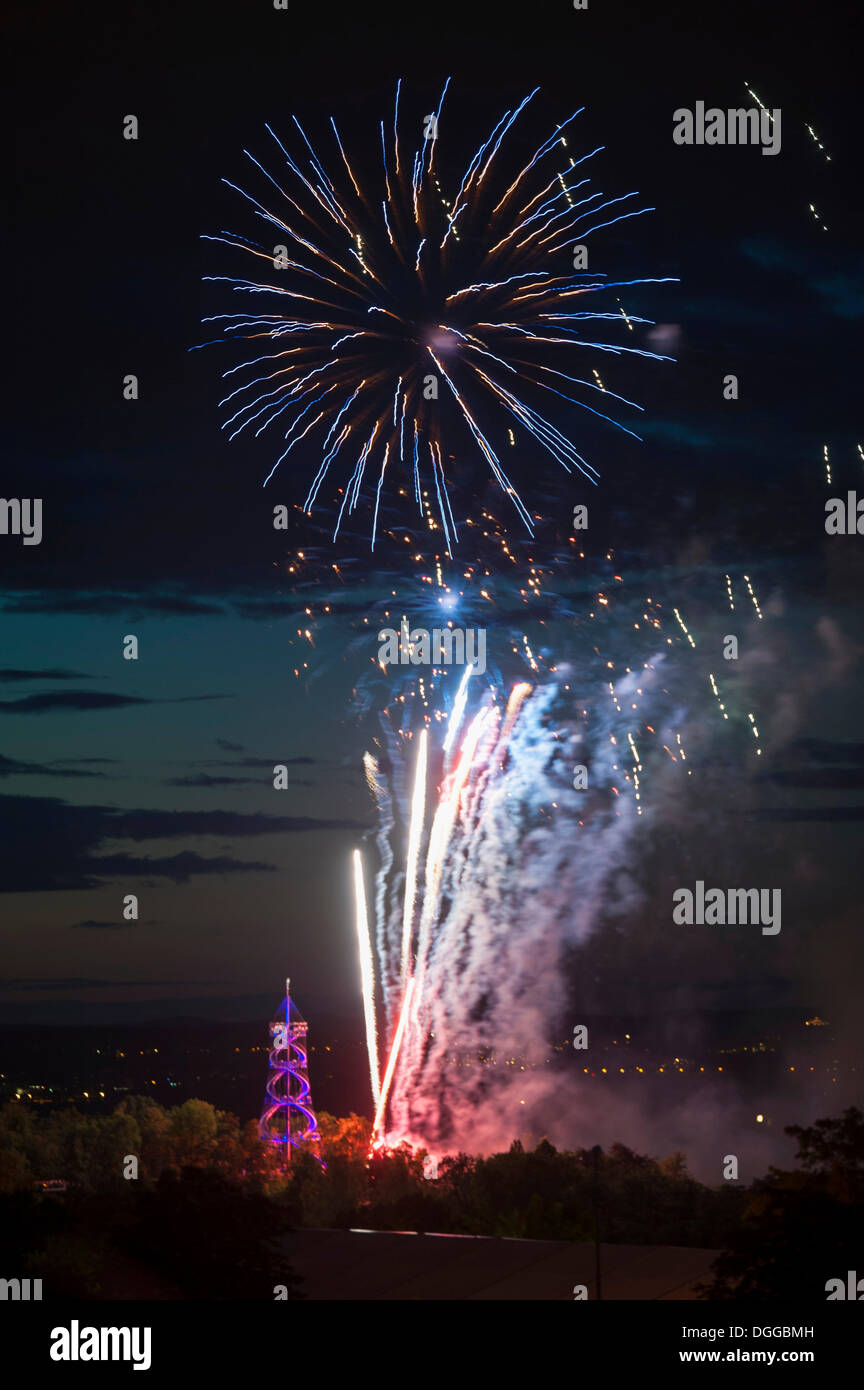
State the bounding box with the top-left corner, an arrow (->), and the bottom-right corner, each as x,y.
197,83 -> 675,549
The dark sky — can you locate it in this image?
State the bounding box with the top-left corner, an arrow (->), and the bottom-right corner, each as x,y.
5,0 -> 863,1045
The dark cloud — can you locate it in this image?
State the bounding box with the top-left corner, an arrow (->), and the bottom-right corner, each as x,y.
755,737 -> 864,789
0,593 -> 227,617
165,773 -> 265,787
739,237 -> 864,319
70,919 -> 135,930
786,739 -> 864,763
0,692 -> 149,715
164,756 -> 318,776
84,851 -> 276,883
0,691 -> 231,715
758,769 -> 864,789
638,419 -> 719,449
754,807 -> 864,821
70,919 -> 162,929
167,695 -> 234,704
0,753 -> 107,780
0,668 -> 91,682
210,756 -> 317,768
232,597 -> 374,620
216,738 -> 244,752
0,978 -> 190,992
0,793 -> 368,891
109,807 -> 363,839
52,757 -> 120,766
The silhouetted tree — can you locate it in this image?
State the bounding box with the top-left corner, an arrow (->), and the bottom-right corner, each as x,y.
702,1108 -> 864,1299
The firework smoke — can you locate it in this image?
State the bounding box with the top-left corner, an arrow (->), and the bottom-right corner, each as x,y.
390,679 -> 649,1148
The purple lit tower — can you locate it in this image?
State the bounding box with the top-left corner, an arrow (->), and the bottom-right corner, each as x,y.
258,978 -> 322,1164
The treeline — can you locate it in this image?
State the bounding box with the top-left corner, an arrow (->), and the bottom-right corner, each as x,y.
0,1097 -> 297,1297
305,1115 -> 744,1248
0,1098 -> 739,1245
0,1094 -> 279,1194
2,1099 -> 862,1298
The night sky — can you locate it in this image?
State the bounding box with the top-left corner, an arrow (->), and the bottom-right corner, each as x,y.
5,0 -> 863,1166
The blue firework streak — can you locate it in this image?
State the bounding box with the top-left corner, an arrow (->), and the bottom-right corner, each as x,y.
196,82 -> 676,551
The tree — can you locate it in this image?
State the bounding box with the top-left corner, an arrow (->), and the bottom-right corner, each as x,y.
318,1111 -> 372,1161
123,1167 -> 303,1299
0,1146 -> 32,1194
166,1098 -> 219,1167
116,1096 -> 171,1177
786,1106 -> 864,1203
701,1108 -> 864,1299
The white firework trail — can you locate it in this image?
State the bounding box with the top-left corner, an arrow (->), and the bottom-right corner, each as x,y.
400,728 -> 428,983
442,663 -> 473,757
353,849 -> 381,1105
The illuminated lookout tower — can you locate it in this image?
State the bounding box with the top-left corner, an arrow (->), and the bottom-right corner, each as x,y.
258,978 -> 322,1164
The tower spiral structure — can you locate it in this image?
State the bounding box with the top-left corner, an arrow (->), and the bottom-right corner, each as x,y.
258,978 -> 322,1163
